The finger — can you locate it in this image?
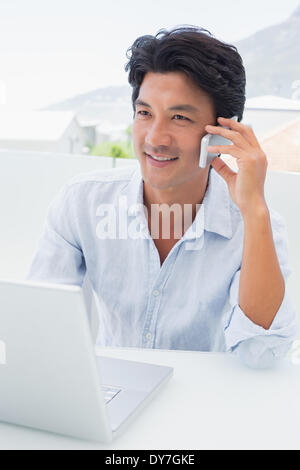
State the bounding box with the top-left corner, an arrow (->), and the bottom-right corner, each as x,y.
207,145 -> 248,160
205,124 -> 250,150
211,157 -> 237,183
217,117 -> 260,147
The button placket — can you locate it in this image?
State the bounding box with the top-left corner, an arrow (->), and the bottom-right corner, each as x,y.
143,288 -> 161,347
142,235 -> 181,348
141,240 -> 161,347
143,253 -> 177,348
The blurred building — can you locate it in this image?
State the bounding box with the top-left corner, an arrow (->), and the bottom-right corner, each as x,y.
222,96 -> 300,172
0,111 -> 85,154
77,118 -> 129,147
77,118 -> 98,149
95,121 -> 128,144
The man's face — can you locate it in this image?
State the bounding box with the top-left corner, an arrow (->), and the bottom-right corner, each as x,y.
132,71 -> 216,190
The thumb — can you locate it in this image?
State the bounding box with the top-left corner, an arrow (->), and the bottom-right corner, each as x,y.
211,156 -> 236,184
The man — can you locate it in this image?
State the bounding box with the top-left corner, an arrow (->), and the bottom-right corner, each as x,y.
27,26 -> 299,368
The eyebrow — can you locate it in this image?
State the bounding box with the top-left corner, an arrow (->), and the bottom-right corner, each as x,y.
135,99 -> 200,114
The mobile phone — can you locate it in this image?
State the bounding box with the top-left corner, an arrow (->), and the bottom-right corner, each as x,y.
199,116 -> 238,168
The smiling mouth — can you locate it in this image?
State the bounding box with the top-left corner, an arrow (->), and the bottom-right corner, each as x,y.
144,152 -> 179,162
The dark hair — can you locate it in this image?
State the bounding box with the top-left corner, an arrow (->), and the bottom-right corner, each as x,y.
125,25 -> 246,122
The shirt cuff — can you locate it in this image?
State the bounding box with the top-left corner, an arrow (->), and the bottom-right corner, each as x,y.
224,289 -> 300,368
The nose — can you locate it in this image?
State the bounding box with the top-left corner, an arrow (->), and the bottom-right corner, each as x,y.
145,120 -> 172,148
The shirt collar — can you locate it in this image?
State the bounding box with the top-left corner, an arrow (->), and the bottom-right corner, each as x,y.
122,167 -> 144,216
122,164 -> 233,240
201,165 -> 233,239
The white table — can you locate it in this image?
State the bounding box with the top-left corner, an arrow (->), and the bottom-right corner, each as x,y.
1,347 -> 300,450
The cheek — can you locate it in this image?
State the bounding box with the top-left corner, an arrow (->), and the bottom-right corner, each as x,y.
184,140 -> 201,166
179,128 -> 202,156
132,124 -> 142,152
131,121 -> 137,140
132,122 -> 144,146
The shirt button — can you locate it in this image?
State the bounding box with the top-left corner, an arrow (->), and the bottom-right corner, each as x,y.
146,333 -> 152,340
153,289 -> 160,297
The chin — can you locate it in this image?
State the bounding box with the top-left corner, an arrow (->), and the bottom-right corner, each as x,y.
143,171 -> 187,191
142,174 -> 170,190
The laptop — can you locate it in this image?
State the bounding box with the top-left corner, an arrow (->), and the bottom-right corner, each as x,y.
0,279 -> 173,443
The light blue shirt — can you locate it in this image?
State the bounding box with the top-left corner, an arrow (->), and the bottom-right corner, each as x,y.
26,165 -> 299,368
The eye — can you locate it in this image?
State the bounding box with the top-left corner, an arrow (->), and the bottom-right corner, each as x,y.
136,111 -> 190,121
173,114 -> 189,121
136,110 -> 150,117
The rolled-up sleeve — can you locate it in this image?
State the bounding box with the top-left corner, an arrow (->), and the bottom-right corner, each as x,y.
26,183 -> 86,286
223,209 -> 300,368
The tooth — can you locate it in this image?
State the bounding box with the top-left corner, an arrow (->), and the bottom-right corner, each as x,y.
151,155 -> 172,161
146,152 -> 177,161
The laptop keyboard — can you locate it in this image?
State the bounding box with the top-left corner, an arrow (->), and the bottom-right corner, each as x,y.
101,385 -> 122,404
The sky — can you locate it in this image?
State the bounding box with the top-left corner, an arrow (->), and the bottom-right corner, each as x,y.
0,0 -> 299,109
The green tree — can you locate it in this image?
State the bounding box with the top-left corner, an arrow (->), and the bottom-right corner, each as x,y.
90,140 -> 136,160
109,144 -> 129,159
109,144 -> 131,167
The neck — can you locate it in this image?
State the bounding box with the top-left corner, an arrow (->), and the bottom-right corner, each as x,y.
143,167 -> 210,213
143,167 -> 211,239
